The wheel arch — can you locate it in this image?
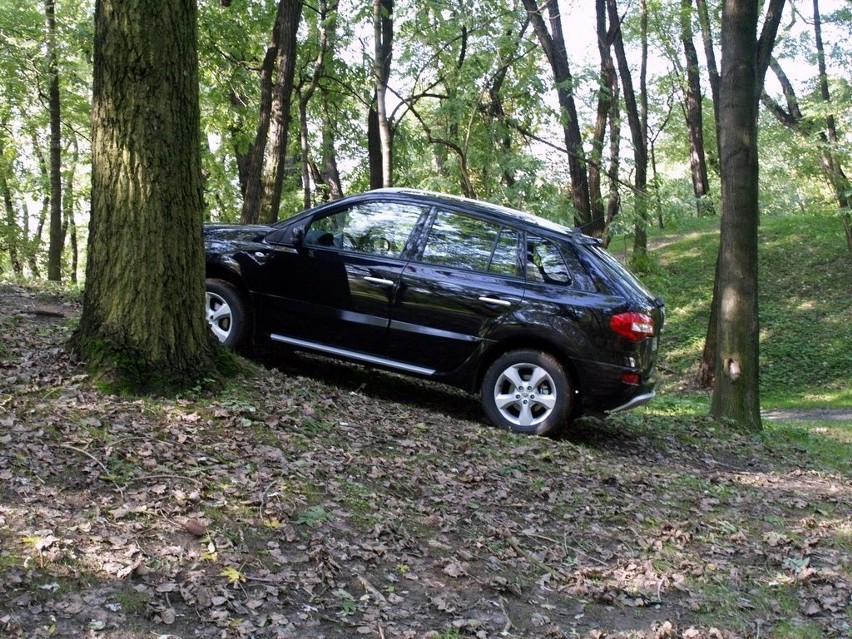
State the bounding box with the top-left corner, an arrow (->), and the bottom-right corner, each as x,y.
206,263 -> 250,302
475,335 -> 583,410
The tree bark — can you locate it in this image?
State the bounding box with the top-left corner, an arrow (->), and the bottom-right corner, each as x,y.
0,132 -> 23,276
367,97 -> 383,190
695,0 -> 720,146
61,136 -> 79,283
812,0 -> 852,250
589,0 -> 617,238
699,0 -> 784,390
72,0 -> 219,392
45,0 -> 63,282
298,0 -> 337,208
320,87 -> 344,200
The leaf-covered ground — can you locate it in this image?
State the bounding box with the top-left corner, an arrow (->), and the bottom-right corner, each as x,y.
1,282 -> 849,639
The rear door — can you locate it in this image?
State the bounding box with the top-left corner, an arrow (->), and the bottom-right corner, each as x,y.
386,208 -> 525,373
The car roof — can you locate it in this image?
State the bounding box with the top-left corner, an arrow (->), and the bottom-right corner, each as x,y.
345,188 -> 596,243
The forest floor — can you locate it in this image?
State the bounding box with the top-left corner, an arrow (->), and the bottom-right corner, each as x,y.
0,281 -> 849,639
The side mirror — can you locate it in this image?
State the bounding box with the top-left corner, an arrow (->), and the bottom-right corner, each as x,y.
292,226 -> 305,247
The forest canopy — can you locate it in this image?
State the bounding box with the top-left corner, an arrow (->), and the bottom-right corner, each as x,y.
1,0 -> 850,283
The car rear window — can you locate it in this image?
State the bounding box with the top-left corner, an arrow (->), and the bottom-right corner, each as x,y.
583,245 -> 654,298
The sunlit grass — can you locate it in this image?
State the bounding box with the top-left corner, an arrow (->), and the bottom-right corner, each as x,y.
644,214 -> 852,411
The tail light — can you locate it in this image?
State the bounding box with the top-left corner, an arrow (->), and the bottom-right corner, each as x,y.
610,312 -> 654,342
620,372 -> 641,385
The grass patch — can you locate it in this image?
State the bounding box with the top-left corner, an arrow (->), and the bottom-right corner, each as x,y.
645,215 -> 852,409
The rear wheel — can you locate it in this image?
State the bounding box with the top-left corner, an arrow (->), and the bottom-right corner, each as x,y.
205,279 -> 249,350
481,349 -> 572,436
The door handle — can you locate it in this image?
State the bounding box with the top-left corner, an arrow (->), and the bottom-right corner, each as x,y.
478,296 -> 511,307
364,276 -> 395,287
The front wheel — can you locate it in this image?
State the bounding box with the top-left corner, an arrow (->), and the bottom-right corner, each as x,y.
481,350 -> 572,436
205,279 -> 249,350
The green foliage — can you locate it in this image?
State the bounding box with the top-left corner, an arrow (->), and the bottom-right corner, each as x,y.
295,505 -> 333,528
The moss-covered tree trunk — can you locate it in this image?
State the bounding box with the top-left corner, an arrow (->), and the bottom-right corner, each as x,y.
72,0 -> 219,392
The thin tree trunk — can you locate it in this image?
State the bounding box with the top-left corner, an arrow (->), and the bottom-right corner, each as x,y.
45,0 -> 63,281
241,0 -> 302,224
589,0 -> 616,237
813,0 -> 852,250
367,98 -> 383,190
320,88 -> 344,200
62,137 -> 79,283
522,0 -> 592,223
373,0 -> 393,187
607,0 -> 648,261
297,0 -> 337,209
486,20 -> 527,193
695,0 -> 720,149
0,133 -> 23,276
261,0 -> 302,224
681,0 -> 711,216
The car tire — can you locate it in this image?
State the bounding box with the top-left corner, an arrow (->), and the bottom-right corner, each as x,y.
481,350 -> 572,436
205,279 -> 249,350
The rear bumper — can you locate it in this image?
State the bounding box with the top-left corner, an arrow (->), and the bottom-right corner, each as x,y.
606,390 -> 656,414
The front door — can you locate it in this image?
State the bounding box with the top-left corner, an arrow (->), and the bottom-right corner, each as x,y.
255,201 -> 426,357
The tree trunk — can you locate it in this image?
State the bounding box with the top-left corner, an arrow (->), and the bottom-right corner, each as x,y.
589,0 -> 616,237
260,0 -> 302,224
320,88 -> 344,200
607,0 -> 649,262
367,98 -> 383,190
62,137 -> 79,283
522,0 -> 591,223
45,0 -> 63,282
373,0 -> 394,188
709,0 -> 763,430
695,0 -> 720,147
240,0 -> 302,224
0,132 -> 23,276
812,0 -> 852,250
72,0 -> 219,392
694,3 -> 720,385
297,0 -> 337,209
699,0 -> 784,390
681,0 -> 711,217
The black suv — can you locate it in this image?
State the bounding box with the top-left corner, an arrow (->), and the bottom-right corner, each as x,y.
205,188 -> 664,436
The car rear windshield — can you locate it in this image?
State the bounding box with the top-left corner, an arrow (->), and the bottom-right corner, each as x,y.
582,245 -> 655,299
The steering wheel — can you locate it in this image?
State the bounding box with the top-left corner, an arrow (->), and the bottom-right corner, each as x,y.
342,233 -> 357,250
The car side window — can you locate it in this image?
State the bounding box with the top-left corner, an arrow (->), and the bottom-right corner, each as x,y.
526,235 -> 571,285
489,227 -> 521,276
421,210 -> 519,276
304,202 -> 423,258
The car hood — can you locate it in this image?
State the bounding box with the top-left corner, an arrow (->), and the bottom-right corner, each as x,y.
204,224 -> 275,244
